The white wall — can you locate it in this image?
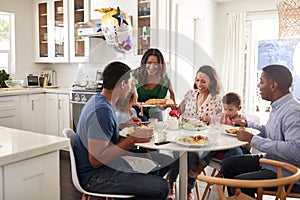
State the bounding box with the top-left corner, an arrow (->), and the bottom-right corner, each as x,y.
1,0 -> 37,80
214,0 -> 281,71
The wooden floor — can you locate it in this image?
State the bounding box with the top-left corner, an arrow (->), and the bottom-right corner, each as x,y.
60,150 -> 82,200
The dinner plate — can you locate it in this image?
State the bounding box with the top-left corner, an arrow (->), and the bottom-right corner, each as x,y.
175,134 -> 209,147
223,127 -> 260,137
182,122 -> 208,131
141,104 -> 159,108
119,127 -> 135,137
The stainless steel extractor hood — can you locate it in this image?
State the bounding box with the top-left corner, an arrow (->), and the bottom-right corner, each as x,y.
77,19 -> 104,38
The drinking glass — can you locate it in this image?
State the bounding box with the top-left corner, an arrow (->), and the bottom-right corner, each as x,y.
209,115 -> 222,141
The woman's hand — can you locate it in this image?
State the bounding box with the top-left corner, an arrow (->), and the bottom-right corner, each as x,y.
200,116 -> 211,125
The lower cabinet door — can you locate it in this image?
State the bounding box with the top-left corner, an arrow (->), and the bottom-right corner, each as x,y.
4,152 -> 60,200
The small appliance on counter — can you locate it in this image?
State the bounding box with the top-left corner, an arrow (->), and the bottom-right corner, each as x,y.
27,74 -> 39,87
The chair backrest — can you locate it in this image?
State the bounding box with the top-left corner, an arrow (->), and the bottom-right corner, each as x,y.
62,128 -> 134,199
197,158 -> 300,200
62,128 -> 86,194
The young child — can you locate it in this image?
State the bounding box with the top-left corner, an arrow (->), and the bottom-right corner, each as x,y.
115,87 -> 139,123
220,92 -> 246,125
219,92 -> 250,158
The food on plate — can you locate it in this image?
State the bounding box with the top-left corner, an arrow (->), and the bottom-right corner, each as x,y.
144,98 -> 174,105
125,128 -> 135,136
182,122 -> 207,131
178,135 -> 208,145
125,125 -> 148,136
225,127 -> 245,135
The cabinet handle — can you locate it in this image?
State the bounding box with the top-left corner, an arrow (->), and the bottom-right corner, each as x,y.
31,100 -> 34,110
58,99 -> 62,110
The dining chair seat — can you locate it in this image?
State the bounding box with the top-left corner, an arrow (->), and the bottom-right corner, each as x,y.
62,128 -> 134,200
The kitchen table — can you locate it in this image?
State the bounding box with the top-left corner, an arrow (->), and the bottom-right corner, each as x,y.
132,125 -> 249,199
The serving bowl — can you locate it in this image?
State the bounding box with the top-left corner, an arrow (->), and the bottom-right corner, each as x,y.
4,80 -> 25,88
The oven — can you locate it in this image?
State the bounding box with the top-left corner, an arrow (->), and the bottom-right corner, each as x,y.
70,90 -> 98,132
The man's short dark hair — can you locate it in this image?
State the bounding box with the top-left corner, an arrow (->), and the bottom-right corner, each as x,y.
222,92 -> 241,107
262,64 -> 292,92
103,61 -> 131,90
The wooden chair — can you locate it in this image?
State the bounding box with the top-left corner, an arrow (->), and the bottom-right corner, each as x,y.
199,158 -> 224,200
63,128 -> 134,200
197,158 -> 300,200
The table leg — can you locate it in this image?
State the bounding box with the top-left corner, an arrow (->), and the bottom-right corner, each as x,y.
179,151 -> 187,199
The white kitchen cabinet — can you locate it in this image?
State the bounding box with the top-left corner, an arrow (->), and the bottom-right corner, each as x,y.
0,96 -> 20,129
69,0 -> 91,62
4,152 -> 59,200
20,94 -> 46,133
46,93 -> 70,136
34,0 -> 69,63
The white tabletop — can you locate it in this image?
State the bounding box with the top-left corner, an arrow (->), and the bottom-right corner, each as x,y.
133,126 -> 248,152
129,125 -> 249,199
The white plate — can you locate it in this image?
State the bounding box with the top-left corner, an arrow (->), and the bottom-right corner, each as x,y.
182,122 -> 208,131
141,104 -> 159,108
175,134 -> 209,147
119,127 -> 135,137
223,127 -> 260,137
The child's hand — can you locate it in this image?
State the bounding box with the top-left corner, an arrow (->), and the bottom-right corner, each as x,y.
232,118 -> 247,127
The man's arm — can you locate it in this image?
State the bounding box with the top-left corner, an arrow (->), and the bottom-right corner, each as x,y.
88,128 -> 153,168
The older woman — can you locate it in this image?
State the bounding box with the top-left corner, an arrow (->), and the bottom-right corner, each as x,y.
132,48 -> 175,121
168,65 -> 223,200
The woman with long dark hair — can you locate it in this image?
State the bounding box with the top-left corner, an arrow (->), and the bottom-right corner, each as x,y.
133,48 -> 175,121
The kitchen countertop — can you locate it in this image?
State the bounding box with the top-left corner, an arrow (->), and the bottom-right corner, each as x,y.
0,126 -> 69,166
0,87 -> 71,97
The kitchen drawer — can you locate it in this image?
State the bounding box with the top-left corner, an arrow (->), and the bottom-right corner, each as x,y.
0,96 -> 19,111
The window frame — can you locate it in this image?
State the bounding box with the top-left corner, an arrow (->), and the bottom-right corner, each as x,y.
0,11 -> 15,75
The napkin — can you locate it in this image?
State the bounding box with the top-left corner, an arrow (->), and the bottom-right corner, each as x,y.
122,156 -> 158,174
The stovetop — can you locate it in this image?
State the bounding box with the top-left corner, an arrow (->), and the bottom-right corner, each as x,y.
71,84 -> 103,93
71,89 -> 101,93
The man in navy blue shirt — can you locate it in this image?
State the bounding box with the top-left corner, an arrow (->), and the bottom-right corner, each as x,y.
74,61 -> 169,200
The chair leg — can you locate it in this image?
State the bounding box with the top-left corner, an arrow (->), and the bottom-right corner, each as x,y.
201,168 -> 217,200
195,181 -> 201,200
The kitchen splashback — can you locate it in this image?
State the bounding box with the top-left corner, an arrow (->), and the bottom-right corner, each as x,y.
74,64 -> 104,86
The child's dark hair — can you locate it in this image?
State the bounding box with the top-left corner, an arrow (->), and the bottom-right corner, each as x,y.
222,92 -> 241,107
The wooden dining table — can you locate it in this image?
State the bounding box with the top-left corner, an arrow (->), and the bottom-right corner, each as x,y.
131,125 -> 249,199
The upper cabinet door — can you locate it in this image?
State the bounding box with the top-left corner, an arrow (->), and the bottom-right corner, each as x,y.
34,0 -> 69,63
69,0 -> 90,62
137,0 -> 152,55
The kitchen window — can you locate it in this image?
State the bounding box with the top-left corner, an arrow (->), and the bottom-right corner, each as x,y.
0,11 -> 15,74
